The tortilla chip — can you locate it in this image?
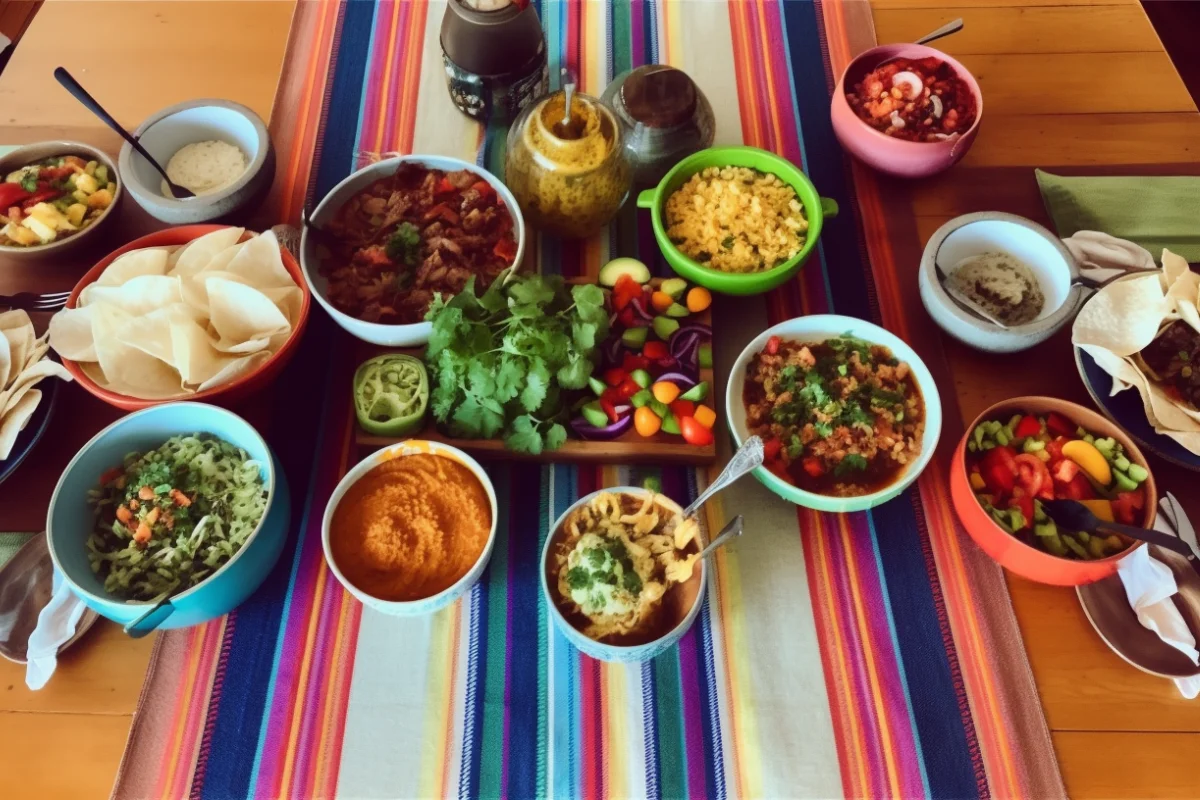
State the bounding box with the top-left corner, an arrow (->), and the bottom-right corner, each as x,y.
1073,273 -> 1171,355
0,332 -> 10,392
196,351 -> 272,392
80,275 -> 183,316
1162,249 -> 1190,288
97,248 -> 170,286
224,231 -> 295,289
48,305 -> 97,362
0,388 -> 41,460
91,304 -> 185,397
206,277 -> 290,345
114,304 -> 203,367
0,309 -> 32,332
170,318 -> 232,387
168,227 -> 245,277
262,286 -> 304,325
179,270 -> 249,315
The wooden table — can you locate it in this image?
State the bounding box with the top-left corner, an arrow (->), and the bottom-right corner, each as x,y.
2,1 -> 1199,797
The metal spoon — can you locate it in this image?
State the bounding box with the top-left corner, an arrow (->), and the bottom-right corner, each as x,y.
933,260 -> 1010,329
53,67 -> 195,199
696,514 -> 744,561
914,18 -> 964,46
561,67 -> 576,127
682,435 -> 764,519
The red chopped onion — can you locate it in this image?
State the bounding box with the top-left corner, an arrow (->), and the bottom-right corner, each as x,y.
569,412 -> 633,440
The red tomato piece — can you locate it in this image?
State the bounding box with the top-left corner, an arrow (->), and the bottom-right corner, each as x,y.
599,398 -> 620,424
618,307 -> 637,328
1112,488 -> 1146,524
763,437 -> 783,460
1013,453 -> 1050,498
765,335 -> 781,355
1045,412 -> 1076,438
20,188 -> 60,209
642,340 -> 668,360
39,165 -> 73,181
1060,474 -> 1095,501
1045,436 -> 1069,463
469,180 -> 494,198
1052,459 -> 1079,485
669,399 -> 696,418
1009,493 -> 1034,530
1013,415 -> 1042,439
679,416 -> 714,446
492,238 -> 517,262
617,378 -> 641,399
979,445 -> 1018,497
0,183 -> 31,209
801,457 -> 824,478
612,274 -> 641,311
435,177 -> 455,195
603,368 -> 628,387
621,352 -> 650,372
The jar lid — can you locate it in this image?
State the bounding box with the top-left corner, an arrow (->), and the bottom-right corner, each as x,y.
619,66 -> 697,129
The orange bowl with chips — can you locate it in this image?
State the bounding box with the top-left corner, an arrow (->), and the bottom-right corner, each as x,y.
60,225 -> 311,411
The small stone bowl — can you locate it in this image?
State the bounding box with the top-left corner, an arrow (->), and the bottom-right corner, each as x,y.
118,99 -> 274,224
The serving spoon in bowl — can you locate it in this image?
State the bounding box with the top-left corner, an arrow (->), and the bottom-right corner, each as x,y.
53,67 -> 195,199
681,435 -> 764,519
1041,499 -> 1200,578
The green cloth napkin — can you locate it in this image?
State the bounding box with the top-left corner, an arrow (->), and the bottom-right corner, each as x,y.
1036,169 -> 1200,262
0,532 -> 34,567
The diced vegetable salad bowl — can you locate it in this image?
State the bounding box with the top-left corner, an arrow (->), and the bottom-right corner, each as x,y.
950,396 -> 1156,586
46,402 -> 291,635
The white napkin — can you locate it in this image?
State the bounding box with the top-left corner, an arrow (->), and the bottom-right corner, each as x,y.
25,569 -> 86,690
1063,230 -> 1158,281
1116,513 -> 1200,699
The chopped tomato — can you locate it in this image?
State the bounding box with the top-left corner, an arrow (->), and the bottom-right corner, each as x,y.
766,458 -> 790,482
599,398 -> 620,424
435,177 -> 455,195
600,387 -> 624,406
612,274 -> 642,311
493,238 -> 517,262
603,368 -> 628,387
39,165 -> 73,181
1112,488 -> 1146,525
1052,459 -> 1079,485
469,180 -> 494,198
621,352 -> 650,372
422,202 -> 460,225
801,457 -> 824,478
765,335 -> 781,355
669,399 -> 696,418
679,415 -> 714,446
617,378 -> 641,400
1008,493 -> 1034,530
0,183 -> 31,209
1045,436 -> 1069,463
1060,474 -> 1095,501
1013,453 -> 1051,499
1045,412 -> 1075,438
979,445 -> 1018,497
20,188 -> 60,209
642,340 -> 668,360
763,437 -> 783,460
1013,415 -> 1042,439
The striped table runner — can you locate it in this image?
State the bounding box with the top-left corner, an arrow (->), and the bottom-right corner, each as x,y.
114,3 -> 1065,798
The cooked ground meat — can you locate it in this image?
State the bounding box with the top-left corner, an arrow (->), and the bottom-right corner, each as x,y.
319,163 -> 518,325
1138,319 -> 1200,409
743,336 -> 925,497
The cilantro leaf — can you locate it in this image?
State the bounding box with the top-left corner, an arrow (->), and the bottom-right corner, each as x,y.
504,414 -> 544,454
520,358 -> 550,413
478,272 -> 509,313
566,566 -> 592,590
384,222 -> 422,266
427,306 -> 462,356
834,453 -> 869,476
494,355 -> 522,403
556,354 -> 592,390
571,321 -> 598,351
467,359 -> 495,397
507,276 -> 557,308
544,422 -> 567,451
19,169 -> 38,193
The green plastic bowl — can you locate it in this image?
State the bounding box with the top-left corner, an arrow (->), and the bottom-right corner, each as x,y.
636,146 -> 838,295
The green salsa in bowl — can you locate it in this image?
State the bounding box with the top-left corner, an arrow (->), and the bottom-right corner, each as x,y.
635,146 -> 838,296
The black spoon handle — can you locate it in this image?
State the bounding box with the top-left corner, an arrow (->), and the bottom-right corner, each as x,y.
53,67 -> 167,181
1099,520 -> 1199,562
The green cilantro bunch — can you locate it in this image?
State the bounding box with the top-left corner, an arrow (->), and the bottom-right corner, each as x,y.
425,270 -> 609,454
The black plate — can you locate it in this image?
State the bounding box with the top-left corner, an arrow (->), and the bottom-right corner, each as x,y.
0,377 -> 59,486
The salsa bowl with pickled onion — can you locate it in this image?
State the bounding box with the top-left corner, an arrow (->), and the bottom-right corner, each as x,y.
950,397 -> 1156,586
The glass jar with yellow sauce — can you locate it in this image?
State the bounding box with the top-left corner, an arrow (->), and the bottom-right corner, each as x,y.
504,88 -> 631,239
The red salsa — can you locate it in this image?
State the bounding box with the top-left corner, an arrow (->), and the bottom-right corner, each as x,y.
846,56 -> 976,143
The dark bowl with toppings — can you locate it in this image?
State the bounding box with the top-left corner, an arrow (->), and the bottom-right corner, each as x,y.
726,315 -> 942,512
0,141 -> 122,259
950,397 -> 1156,586
300,155 -> 526,347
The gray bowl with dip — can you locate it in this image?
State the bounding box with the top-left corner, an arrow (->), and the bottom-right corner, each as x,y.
118,99 -> 273,224
919,212 -> 1084,353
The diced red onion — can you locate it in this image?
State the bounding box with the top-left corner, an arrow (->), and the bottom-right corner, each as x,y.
569,412 -> 633,440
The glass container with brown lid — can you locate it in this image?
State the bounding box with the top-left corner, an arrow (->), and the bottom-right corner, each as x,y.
505,82 -> 632,239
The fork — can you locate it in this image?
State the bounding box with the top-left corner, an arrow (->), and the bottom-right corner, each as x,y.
0,291 -> 71,312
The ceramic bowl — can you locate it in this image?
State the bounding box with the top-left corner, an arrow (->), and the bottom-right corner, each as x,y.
322,440 -> 498,616
830,44 -> 982,178
46,402 -> 291,634
60,225 -> 311,411
301,155 -> 526,347
950,397 -> 1156,586
725,315 -> 942,513
0,141 -> 123,260
919,212 -> 1085,353
540,487 -> 707,662
635,146 -> 838,296
118,99 -> 274,224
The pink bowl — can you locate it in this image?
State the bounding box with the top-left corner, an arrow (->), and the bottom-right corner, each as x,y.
830,43 -> 982,179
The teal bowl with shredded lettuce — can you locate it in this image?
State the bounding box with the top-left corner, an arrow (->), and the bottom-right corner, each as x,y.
46,402 -> 289,636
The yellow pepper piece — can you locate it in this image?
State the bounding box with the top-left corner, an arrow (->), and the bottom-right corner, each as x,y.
1079,499 -> 1115,523
693,404 -> 716,429
969,472 -> 986,491
1061,439 -> 1112,485
651,381 -> 681,404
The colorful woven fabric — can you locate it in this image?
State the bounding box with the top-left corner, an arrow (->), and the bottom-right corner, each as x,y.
113,2 -> 1065,798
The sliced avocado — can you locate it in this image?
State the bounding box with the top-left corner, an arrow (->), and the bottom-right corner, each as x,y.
679,381 -> 709,402
652,316 -> 680,340
621,327 -> 649,348
661,413 -> 681,435
660,277 -> 688,299
631,389 -> 653,408
598,257 -> 651,287
588,377 -> 607,396
630,369 -> 651,389
664,302 -> 690,319
698,342 -> 713,369
580,401 -> 609,428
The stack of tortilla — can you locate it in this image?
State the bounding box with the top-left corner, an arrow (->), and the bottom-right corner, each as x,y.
0,310 -> 73,459
49,228 -> 303,399
1072,248 -> 1200,455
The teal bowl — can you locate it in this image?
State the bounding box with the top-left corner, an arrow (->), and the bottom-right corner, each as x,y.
725,315 -> 943,512
46,402 -> 290,636
635,146 -> 838,295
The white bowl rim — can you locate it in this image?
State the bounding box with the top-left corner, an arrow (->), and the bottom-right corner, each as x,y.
539,486 -> 708,653
299,154 -> 527,340
117,98 -> 270,209
320,440 -> 499,610
724,314 -> 944,511
920,211 -> 1084,337
45,401 -> 278,607
0,140 -> 124,255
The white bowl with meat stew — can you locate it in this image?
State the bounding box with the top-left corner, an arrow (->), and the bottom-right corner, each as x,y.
726,315 -> 943,513
300,155 -> 526,347
919,212 -> 1084,353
